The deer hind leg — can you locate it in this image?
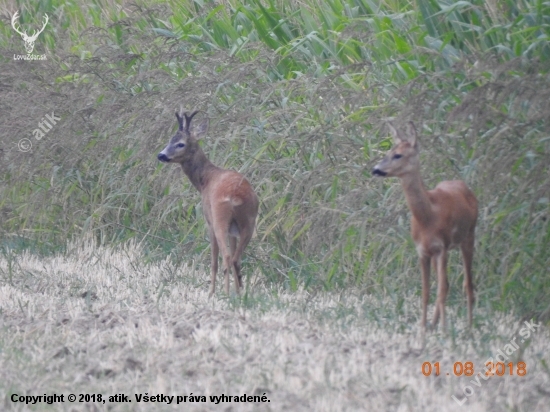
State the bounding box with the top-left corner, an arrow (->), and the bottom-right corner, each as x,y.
432,251 -> 449,330
208,227 -> 219,297
420,255 -> 431,331
232,228 -> 253,293
461,233 -> 475,327
228,234 -> 241,292
211,223 -> 232,295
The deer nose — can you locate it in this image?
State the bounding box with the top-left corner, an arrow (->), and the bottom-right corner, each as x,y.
372,167 -> 387,176
157,153 -> 169,162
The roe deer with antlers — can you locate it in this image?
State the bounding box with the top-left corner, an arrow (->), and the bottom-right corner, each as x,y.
158,111 -> 259,296
372,122 -> 478,331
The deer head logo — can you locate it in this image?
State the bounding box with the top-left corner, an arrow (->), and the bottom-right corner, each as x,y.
11,11 -> 49,54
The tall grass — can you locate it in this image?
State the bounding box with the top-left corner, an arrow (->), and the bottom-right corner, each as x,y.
0,0 -> 548,321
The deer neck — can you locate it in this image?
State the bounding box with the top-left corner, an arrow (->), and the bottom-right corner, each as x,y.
400,168 -> 433,226
180,144 -> 217,192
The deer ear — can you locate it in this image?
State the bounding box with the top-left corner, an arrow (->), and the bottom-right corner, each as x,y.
192,118 -> 209,139
404,121 -> 418,148
387,122 -> 402,145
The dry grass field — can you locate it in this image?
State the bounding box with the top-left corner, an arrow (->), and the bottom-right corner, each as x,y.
1,242 -> 548,411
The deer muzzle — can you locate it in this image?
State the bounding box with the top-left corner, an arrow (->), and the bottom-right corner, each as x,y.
372,167 -> 387,176
157,153 -> 170,162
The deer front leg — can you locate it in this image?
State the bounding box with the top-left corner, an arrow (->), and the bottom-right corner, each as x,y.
432,251 -> 449,330
209,227 -> 219,297
420,254 -> 431,331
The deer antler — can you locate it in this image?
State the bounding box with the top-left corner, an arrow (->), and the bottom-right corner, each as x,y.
11,12 -> 48,41
28,14 -> 49,41
11,11 -> 26,37
175,111 -> 184,131
175,110 -> 200,132
183,111 -> 199,132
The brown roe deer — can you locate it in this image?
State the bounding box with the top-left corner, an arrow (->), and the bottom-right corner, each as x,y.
158,111 -> 259,296
372,122 -> 478,331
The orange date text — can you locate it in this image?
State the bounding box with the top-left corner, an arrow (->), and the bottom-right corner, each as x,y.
422,361 -> 526,377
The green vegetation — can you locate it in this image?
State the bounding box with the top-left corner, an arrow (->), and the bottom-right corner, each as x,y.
1,0 -> 549,323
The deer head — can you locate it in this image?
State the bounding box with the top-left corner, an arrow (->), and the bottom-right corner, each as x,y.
372,122 -> 420,178
11,11 -> 49,54
157,111 -> 209,164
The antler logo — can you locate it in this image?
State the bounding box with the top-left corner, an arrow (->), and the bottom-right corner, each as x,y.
11,11 -> 49,54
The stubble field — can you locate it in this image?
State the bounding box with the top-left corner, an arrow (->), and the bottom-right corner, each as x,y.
1,242 -> 549,411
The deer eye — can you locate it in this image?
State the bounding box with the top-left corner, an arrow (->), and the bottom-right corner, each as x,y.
177,143 -> 185,148
393,154 -> 402,159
